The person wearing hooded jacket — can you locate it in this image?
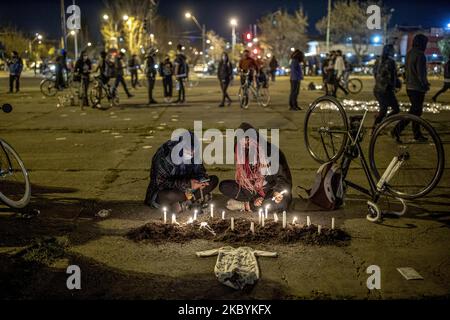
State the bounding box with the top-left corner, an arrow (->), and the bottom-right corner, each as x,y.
393,34 -> 430,142
174,44 -> 188,104
219,123 -> 293,213
372,44 -> 400,131
144,48 -> 158,105
144,131 -> 218,213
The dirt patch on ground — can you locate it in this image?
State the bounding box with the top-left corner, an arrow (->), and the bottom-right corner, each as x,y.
126,218 -> 351,246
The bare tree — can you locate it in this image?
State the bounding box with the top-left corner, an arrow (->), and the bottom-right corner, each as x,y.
316,0 -> 390,64
258,8 -> 309,65
206,30 -> 226,62
101,0 -> 158,54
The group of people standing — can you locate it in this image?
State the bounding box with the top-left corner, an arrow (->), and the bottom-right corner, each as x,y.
372,34 -> 449,141
322,50 -> 351,97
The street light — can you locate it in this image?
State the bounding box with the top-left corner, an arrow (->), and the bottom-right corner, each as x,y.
103,14 -> 109,21
185,11 -> 206,64
230,18 -> 238,61
123,14 -> 129,21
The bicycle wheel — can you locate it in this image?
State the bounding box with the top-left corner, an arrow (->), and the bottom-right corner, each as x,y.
40,79 -> 57,97
257,87 -> 270,107
238,86 -> 249,109
347,78 -> 363,94
369,114 -> 445,199
304,96 -> 349,163
0,140 -> 31,208
90,83 -> 104,107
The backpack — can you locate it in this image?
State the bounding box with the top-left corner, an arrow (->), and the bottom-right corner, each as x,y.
298,162 -> 345,210
374,58 -> 393,92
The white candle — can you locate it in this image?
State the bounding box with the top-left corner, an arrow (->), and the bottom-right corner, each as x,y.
250,222 -> 255,234
261,214 -> 265,227
282,211 -> 287,229
292,216 -> 298,225
274,213 -> 278,223
307,216 -> 311,227
163,207 -> 167,224
230,217 -> 235,231
187,217 -> 194,224
258,209 -> 263,224
318,225 -> 322,234
194,210 -> 198,221
222,211 -> 225,220
265,205 -> 269,219
171,213 -> 176,224
210,204 -> 214,218
331,217 -> 335,230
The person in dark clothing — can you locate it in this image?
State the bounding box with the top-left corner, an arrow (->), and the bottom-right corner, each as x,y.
144,131 -> 218,213
145,48 -> 158,105
219,123 -> 293,213
432,58 -> 450,102
112,52 -> 133,98
393,34 -> 430,142
174,44 -> 188,104
74,51 -> 92,107
95,51 -> 112,86
322,51 -> 336,95
7,51 -> 23,93
269,56 -> 279,82
55,49 -> 68,90
159,56 -> 173,103
217,52 -> 233,107
128,54 -> 140,89
372,44 -> 400,131
289,49 -> 304,111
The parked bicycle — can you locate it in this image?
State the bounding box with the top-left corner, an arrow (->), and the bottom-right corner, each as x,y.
238,71 -> 270,109
90,76 -> 119,109
304,96 -> 444,222
340,76 -> 363,94
0,104 -> 31,209
40,71 -> 75,97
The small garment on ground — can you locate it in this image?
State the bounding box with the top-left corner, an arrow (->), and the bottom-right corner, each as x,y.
196,246 -> 277,290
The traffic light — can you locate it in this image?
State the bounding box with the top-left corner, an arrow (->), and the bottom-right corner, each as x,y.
245,32 -> 252,41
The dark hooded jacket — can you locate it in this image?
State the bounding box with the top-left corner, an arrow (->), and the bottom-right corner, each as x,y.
144,132 -> 207,208
236,123 -> 293,206
405,34 -> 429,92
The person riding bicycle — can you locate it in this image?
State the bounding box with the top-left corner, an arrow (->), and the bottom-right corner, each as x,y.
74,51 -> 92,107
238,50 -> 259,86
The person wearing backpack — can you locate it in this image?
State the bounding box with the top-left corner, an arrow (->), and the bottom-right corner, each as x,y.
432,58 -> 450,102
372,44 -> 400,132
144,48 -> 158,105
159,55 -> 174,103
174,44 -> 187,104
217,52 -> 233,107
7,51 -> 23,93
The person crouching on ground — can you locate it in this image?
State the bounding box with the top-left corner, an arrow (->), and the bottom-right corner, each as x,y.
144,131 -> 218,213
219,122 -> 292,213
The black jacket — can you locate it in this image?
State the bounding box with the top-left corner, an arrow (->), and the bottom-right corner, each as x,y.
217,60 -> 233,81
236,123 -> 293,206
373,57 -> 397,93
405,34 -> 429,92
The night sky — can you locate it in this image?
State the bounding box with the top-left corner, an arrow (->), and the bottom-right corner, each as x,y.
0,0 -> 449,42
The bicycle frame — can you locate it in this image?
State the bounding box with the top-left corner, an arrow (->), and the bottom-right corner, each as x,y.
0,140 -> 14,177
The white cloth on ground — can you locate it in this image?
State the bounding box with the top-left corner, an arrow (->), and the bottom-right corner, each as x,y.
196,246 -> 277,290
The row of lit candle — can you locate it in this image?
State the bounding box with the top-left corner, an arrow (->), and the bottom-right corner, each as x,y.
163,207 -> 336,232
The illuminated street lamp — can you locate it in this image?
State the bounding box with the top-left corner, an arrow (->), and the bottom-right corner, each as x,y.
185,11 -> 206,64
123,14 -> 129,21
103,14 -> 109,21
230,18 -> 238,61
